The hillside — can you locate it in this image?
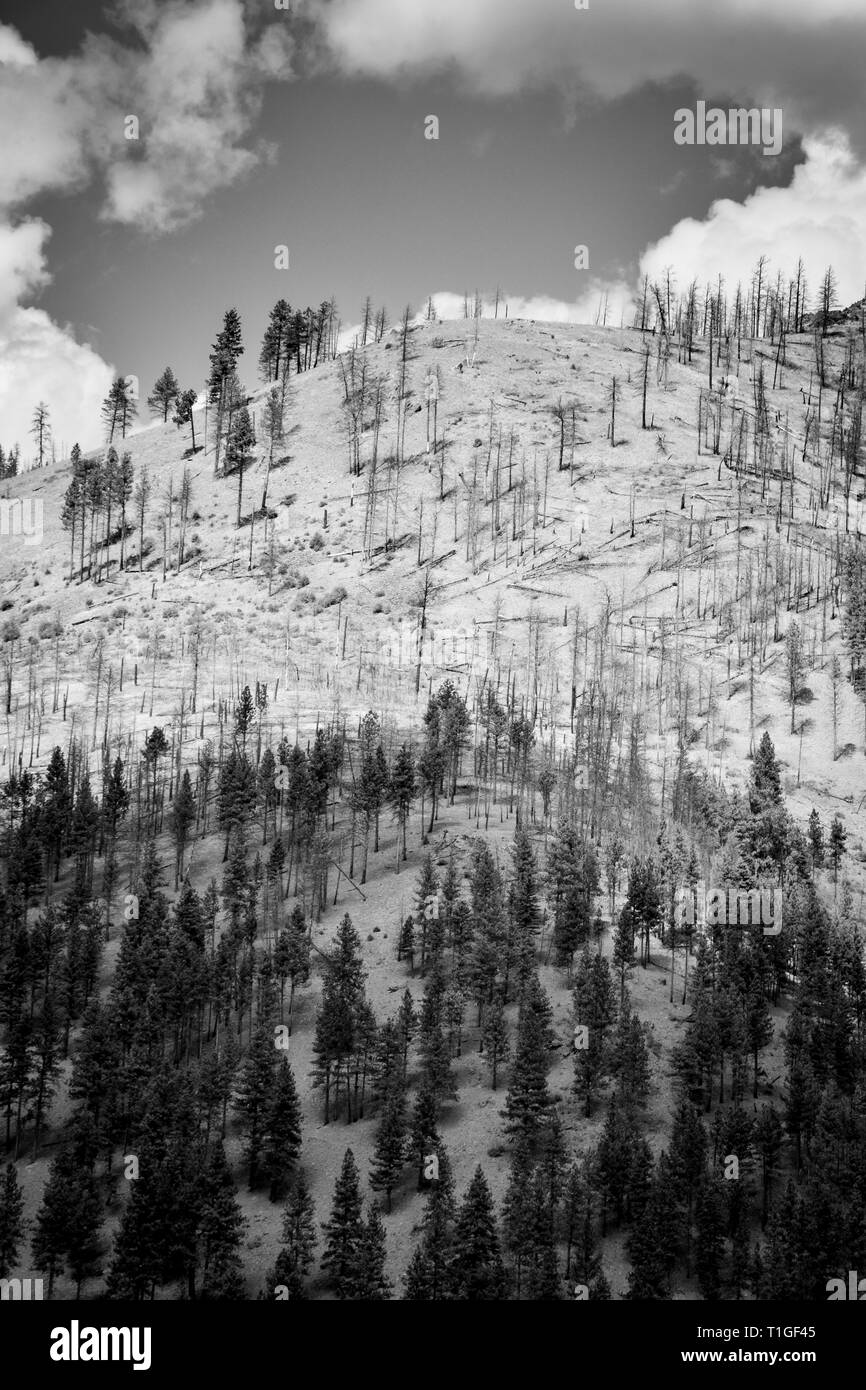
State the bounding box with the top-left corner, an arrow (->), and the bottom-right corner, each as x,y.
2,311 -> 865,1301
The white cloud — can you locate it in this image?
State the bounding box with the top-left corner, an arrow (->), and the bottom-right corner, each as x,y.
0,2 -> 295,458
99,0 -> 295,234
308,0 -> 866,141
0,220 -> 112,454
640,130 -> 866,307
422,286 -> 633,328
0,307 -> 113,457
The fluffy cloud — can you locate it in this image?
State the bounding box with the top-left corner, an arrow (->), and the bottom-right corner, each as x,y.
336,281 -> 635,346
0,218 -> 112,453
640,131 -> 866,307
420,285 -> 634,329
0,1 -> 294,456
307,0 -> 866,144
0,307 -> 114,458
98,0 -> 294,233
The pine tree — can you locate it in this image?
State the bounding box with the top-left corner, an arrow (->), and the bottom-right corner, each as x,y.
199,1142 -> 247,1299
321,1149 -> 364,1298
370,1079 -> 408,1209
753,1104 -> 783,1228
264,1173 -> 316,1299
503,974 -> 556,1144
610,996 -> 652,1111
480,997 -> 510,1089
101,377 -> 137,443
561,1158 -> 601,1287
235,1019 -> 277,1188
0,1163 -> 25,1277
420,1022 -> 458,1110
173,388 -> 199,452
409,1085 -> 440,1192
668,1097 -> 707,1271
147,367 -> 180,422
397,915 -> 415,970
694,1175 -> 726,1299
524,1167 -> 561,1300
261,1058 -> 302,1201
594,1102 -> 651,1230
807,809 -> 824,871
784,620 -> 804,733
549,823 -> 595,974
507,825 -> 541,997
352,1205 -> 393,1299
625,856 -> 663,968
227,405 -> 256,527
450,1167 -> 507,1299
750,731 -> 782,812
32,1132 -> 103,1297
389,743 -> 416,868
402,1143 -> 455,1299
614,900 -> 639,1000
625,1156 -> 679,1299
572,947 -> 617,1117
469,842 -> 506,1008
501,1139 -> 536,1295
828,815 -> 847,882
172,769 -> 196,888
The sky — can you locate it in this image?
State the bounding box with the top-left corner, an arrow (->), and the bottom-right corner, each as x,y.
0,0 -> 865,459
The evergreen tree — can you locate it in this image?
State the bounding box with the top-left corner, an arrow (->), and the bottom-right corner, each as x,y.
507,825 -> 541,996
501,1139 -> 536,1295
610,996 -> 652,1111
409,1085 -> 440,1192
261,1058 -> 302,1201
352,1205 -> 392,1299
561,1157 -> 601,1288
480,997 -> 510,1089
625,1156 -> 679,1299
524,1168 -> 562,1300
172,769 -> 196,888
369,1088 -> 407,1212
235,1019 -> 277,1188
402,1143 -> 455,1300
750,732 -> 782,812
694,1176 -> 726,1299
807,809 -> 825,871
828,815 -> 847,882
450,1166 -> 507,1299
469,842 -> 506,1009
264,1173 -> 316,1299
502,974 -> 556,1144
199,1142 -> 246,1299
147,367 -> 180,422
389,743 -> 416,868
633,856 -> 664,968
572,947 -> 617,1117
0,1163 -> 25,1277
321,1149 -> 364,1298
173,388 -> 199,452
397,916 -> 415,971
102,377 -> 138,443
612,904 -> 637,1003
32,1130 -> 103,1298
